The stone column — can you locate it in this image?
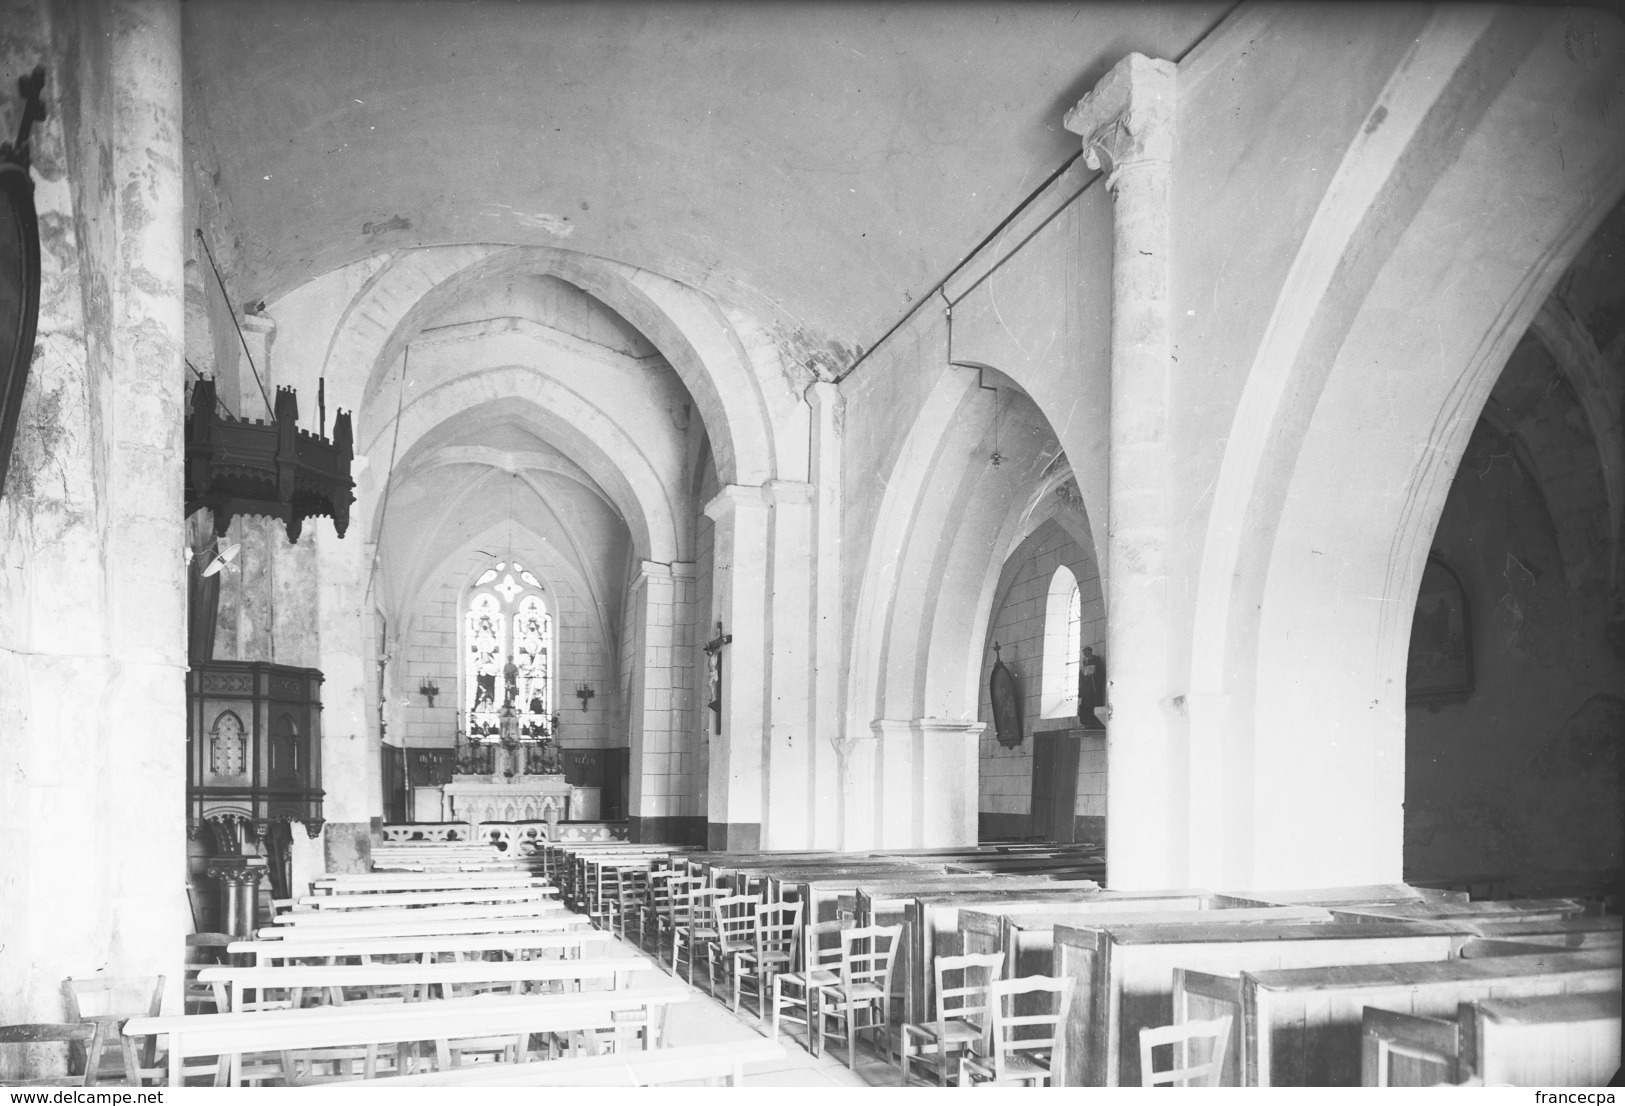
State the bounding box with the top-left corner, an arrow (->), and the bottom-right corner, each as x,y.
627,560 -> 683,841
807,382 -> 844,849
762,480 -> 814,848
915,718 -> 984,846
100,0 -> 190,1009
1065,54 -> 1179,889
701,485 -> 771,850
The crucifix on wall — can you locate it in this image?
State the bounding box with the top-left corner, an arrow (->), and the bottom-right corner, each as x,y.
703,620 -> 732,735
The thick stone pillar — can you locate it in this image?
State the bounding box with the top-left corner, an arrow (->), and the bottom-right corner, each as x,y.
0,0 -> 189,1039
1065,54 -> 1179,889
867,718 -> 983,848
762,480 -> 814,848
628,560 -> 695,842
701,485 -> 770,850
95,0 -> 190,1008
807,382 -> 843,849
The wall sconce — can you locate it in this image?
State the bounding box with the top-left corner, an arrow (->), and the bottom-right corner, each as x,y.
419,678 -> 440,707
575,683 -> 596,711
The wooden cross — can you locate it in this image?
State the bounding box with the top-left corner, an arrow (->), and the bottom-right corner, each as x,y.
703,621 -> 732,735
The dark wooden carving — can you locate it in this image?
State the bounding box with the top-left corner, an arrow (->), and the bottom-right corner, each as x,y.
0,67 -> 45,501
187,660 -> 325,840
185,377 -> 354,542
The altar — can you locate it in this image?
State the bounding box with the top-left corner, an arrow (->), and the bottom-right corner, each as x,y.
440,774 -> 599,825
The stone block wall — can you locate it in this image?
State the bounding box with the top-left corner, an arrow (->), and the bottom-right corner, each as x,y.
977,520 -> 1105,840
396,554 -> 616,751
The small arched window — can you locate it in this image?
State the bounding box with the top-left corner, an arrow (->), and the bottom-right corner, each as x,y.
463,561 -> 553,742
1041,565 -> 1082,717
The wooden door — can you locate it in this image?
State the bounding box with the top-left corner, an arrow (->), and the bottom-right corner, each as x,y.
1030,728 -> 1080,842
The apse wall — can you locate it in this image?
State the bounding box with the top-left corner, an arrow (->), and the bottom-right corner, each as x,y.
1404,415 -> 1623,898
396,553 -> 617,753
977,523 -> 1107,842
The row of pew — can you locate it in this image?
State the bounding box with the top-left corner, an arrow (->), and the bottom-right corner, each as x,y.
116,851 -> 786,1087
544,838 -> 1621,1087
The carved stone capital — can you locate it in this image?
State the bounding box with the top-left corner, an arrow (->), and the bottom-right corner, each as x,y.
1063,53 -> 1177,182
302,817 -> 325,840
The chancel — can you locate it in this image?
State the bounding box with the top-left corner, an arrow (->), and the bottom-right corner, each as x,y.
1,0 -> 1622,1089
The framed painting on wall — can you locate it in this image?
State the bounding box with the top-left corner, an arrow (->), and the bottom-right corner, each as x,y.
1407,555 -> 1473,707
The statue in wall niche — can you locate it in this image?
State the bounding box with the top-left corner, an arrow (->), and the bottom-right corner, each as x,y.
503,657 -> 520,707
1078,646 -> 1106,730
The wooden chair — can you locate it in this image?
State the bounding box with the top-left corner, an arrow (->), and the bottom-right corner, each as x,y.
734,899 -> 803,1020
770,916 -> 851,1053
703,893 -> 761,1005
61,975 -> 165,1086
0,1023 -> 102,1086
671,885 -> 725,985
958,975 -> 1072,1088
898,951 -> 1004,1086
655,874 -> 702,970
638,869 -> 678,955
1139,1014 -> 1233,1087
184,933 -> 234,1014
612,866 -> 650,943
815,923 -> 904,1070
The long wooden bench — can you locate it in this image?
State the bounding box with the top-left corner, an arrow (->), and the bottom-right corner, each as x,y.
258,915 -> 591,942
314,872 -> 551,893
230,929 -> 617,966
1052,920 -> 1474,1086
268,901 -> 568,929
124,984 -> 692,1086
1244,948 -> 1621,1086
295,887 -> 558,910
199,954 -> 659,1011
322,1037 -> 790,1086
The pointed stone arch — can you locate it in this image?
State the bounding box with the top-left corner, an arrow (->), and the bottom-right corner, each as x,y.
1184,8 -> 1625,888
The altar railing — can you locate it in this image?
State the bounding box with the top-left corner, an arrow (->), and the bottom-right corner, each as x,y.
380,820 -> 628,848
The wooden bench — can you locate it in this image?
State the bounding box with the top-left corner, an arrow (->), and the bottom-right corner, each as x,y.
230,929 -> 617,966
199,954 -> 659,1011
124,983 -> 692,1086
1244,948 -> 1621,1086
321,1037 -> 789,1086
258,914 -> 590,942
1052,920 -> 1473,1086
294,887 -> 558,910
1361,990 -> 1623,1087
313,873 -> 552,894
268,901 -> 567,929
1460,915 -> 1623,949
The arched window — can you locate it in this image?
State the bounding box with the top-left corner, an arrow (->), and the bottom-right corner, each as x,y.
1041,565 -> 1082,717
463,562 -> 553,742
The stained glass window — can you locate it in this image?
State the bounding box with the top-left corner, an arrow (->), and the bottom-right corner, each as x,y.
463,566 -> 554,743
